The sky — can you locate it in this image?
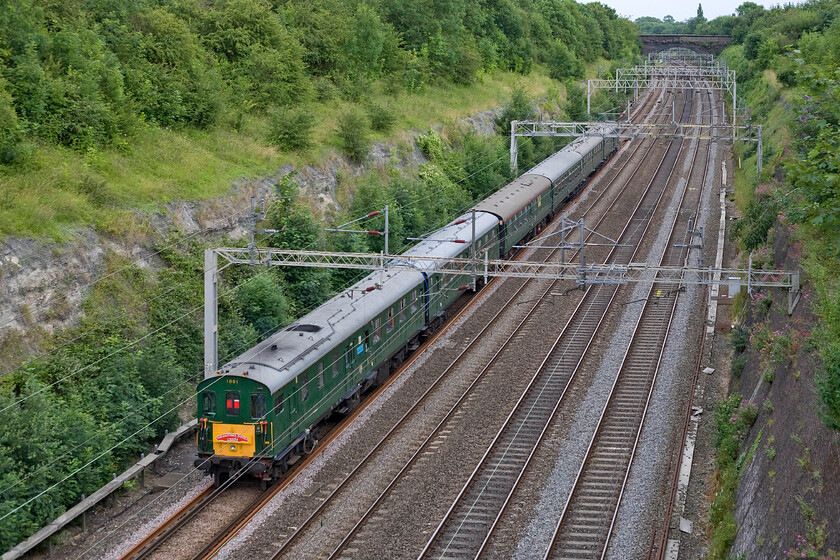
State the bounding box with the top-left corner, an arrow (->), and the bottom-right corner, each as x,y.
598,0 -> 787,23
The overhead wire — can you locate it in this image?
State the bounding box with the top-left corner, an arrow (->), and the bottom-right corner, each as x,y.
77,294 -> 440,558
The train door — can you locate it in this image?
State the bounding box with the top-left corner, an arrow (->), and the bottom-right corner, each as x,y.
288,377 -> 302,437
498,220 -> 507,257
272,389 -> 290,453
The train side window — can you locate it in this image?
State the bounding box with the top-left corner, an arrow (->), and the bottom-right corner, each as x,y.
202,391 -> 216,417
275,393 -> 284,413
225,392 -> 240,416
345,345 -> 352,367
251,394 -> 266,419
411,290 -> 419,313
372,319 -> 381,343
386,308 -> 394,332
301,372 -> 309,402
318,362 -> 324,388
332,350 -> 339,377
399,299 -> 406,323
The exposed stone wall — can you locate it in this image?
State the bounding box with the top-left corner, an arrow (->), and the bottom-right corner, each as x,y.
728,223 -> 840,558
0,110 -> 497,339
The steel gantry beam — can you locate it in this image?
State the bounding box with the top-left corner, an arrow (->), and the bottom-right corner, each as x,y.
211,247 -> 797,287
203,246 -> 797,374
509,120 -> 763,175
616,66 -> 733,82
650,52 -> 716,65
587,76 -> 736,126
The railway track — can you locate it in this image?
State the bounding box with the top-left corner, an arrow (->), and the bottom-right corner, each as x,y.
646,84 -> 722,560
119,481 -> 268,560
544,88 -> 717,560
263,89 -> 698,559
415,88 -> 700,560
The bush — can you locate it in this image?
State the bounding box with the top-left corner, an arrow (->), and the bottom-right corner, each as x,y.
314,77 -> 337,101
267,106 -> 315,151
731,354 -> 747,378
336,75 -> 371,102
366,102 -> 396,132
240,44 -> 313,109
495,83 -> 537,136
564,81 -> 588,121
547,40 -> 584,81
337,109 -> 370,161
731,195 -> 778,251
816,345 -> 840,430
0,76 -> 27,165
233,273 -> 291,337
731,325 -> 750,352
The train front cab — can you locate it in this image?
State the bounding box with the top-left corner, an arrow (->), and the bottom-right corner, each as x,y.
196,376 -> 276,484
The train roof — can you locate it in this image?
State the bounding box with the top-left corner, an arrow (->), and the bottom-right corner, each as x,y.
526,125 -> 615,182
401,211 -> 498,269
212,265 -> 425,393
471,174 -> 552,222
526,150 -> 582,183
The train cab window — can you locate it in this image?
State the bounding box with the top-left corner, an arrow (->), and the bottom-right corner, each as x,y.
275,394 -> 284,413
301,372 -> 309,402
225,392 -> 240,416
332,350 -> 339,377
386,308 -> 394,332
399,299 -> 406,323
202,391 -> 216,417
318,362 -> 325,388
251,394 -> 266,419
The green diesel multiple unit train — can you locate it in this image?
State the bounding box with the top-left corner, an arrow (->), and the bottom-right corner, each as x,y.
195,127 -> 618,484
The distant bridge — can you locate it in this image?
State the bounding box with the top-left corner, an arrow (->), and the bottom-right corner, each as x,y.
639,35 -> 732,55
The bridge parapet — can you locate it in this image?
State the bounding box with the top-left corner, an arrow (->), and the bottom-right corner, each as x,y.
640,35 -> 732,55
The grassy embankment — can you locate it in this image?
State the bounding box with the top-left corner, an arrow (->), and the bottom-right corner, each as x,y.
0,70 -> 558,241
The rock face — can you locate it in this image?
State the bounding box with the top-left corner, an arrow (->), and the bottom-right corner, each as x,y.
727,223 -> 840,558
0,111 -> 493,338
1,232 -> 107,333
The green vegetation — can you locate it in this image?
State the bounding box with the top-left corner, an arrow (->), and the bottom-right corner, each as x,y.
710,0 -> 840,433
636,2 -> 729,35
0,0 -> 639,239
337,109 -> 372,162
708,395 -> 759,559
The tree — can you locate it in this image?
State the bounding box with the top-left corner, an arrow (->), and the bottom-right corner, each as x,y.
697,4 -> 706,22
234,273 -> 291,337
0,73 -> 25,164
495,83 -> 537,137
